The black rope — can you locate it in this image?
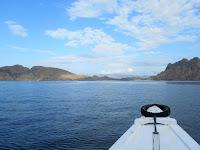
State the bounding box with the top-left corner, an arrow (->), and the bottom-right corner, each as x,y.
144,123 -> 165,125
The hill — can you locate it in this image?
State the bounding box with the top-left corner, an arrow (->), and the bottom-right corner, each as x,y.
0,65 -> 88,81
151,57 -> 200,80
0,65 -> 145,81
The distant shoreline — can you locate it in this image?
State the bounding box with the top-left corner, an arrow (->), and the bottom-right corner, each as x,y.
1,57 -> 200,81
0,80 -> 151,81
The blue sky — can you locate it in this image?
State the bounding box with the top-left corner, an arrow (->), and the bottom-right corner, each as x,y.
1,0 -> 200,77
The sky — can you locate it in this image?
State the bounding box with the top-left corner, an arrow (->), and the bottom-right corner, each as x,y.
1,0 -> 200,77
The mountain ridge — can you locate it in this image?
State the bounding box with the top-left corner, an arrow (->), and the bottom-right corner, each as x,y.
1,57 -> 200,81
151,57 -> 200,80
0,65 -> 88,81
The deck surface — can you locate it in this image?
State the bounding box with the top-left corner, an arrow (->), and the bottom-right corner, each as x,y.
109,117 -> 200,150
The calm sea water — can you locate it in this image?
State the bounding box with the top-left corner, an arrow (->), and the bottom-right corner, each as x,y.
0,81 -> 199,149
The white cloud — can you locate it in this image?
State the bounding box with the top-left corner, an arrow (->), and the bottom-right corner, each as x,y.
174,35 -> 197,42
51,55 -> 104,63
45,28 -> 68,39
11,46 -> 28,51
127,68 -> 134,73
46,27 -> 133,55
65,40 -> 79,47
50,54 -> 139,68
66,0 -> 200,50
45,28 -> 83,39
32,49 -> 56,55
5,20 -> 27,37
10,45 -> 55,55
45,27 -> 112,43
67,0 -> 118,20
41,52 -> 170,76
5,20 -> 16,24
99,68 -> 134,75
142,51 -> 160,55
105,63 -> 127,67
107,0 -> 200,50
93,42 -> 131,55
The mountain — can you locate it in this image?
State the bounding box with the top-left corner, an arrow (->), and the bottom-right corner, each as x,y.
2,57 -> 200,81
151,57 -> 200,80
0,65 -> 88,81
0,65 -> 145,81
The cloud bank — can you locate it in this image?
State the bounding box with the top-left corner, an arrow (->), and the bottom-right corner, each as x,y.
46,27 -> 132,55
67,0 -> 200,50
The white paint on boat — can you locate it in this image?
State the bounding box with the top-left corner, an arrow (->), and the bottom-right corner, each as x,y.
153,132 -> 160,150
147,106 -> 163,113
109,117 -> 200,150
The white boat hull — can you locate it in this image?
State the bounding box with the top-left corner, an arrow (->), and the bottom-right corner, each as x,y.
109,117 -> 200,150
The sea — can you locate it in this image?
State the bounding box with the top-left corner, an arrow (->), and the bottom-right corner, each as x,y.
0,81 -> 199,149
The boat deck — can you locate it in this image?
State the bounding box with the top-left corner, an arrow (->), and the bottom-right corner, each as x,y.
109,117 -> 200,150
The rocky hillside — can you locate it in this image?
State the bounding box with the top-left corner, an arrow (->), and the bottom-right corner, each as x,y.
0,65 -> 88,81
152,57 -> 200,80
